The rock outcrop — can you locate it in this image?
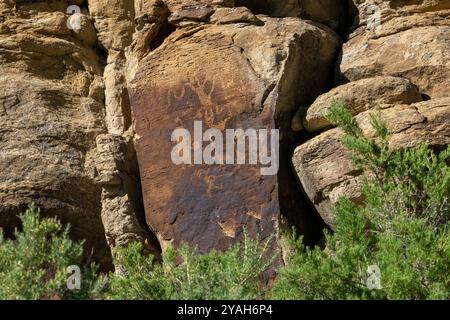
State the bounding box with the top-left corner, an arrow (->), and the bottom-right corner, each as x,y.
0,0 -> 158,268
293,0 -> 450,227
304,76 -> 423,132
130,15 -> 340,253
294,98 -> 450,226
341,0 -> 450,98
1,0 -> 448,267
0,0 -> 112,266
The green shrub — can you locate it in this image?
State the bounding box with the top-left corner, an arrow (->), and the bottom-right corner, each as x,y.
272,104 -> 450,300
0,205 -> 275,300
0,204 -> 106,300
3,103 -> 449,300
107,231 -> 276,300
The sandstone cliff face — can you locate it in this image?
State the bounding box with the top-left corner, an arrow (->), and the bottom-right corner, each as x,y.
0,1 -> 448,266
0,0 -> 158,268
0,0 -> 111,266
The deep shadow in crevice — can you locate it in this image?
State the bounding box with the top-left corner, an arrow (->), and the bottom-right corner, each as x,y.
275,77 -> 336,246
131,166 -> 163,258
421,93 -> 431,101
277,0 -> 356,246
346,0 -> 360,34
234,0 -> 273,14
133,183 -> 163,261
149,22 -> 176,51
123,128 -> 163,260
277,130 -> 329,247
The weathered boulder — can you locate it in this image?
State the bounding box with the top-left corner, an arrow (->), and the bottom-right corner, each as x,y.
88,0 -> 135,51
95,133 -> 160,257
210,7 -> 262,25
340,1 -> 450,99
293,98 -> 450,227
0,0 -> 161,267
130,18 -> 340,253
304,76 -> 423,132
69,13 -> 98,46
291,0 -> 450,228
339,26 -> 450,98
348,0 -> 450,35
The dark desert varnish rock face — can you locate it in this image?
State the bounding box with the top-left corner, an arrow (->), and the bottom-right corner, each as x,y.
130,32 -> 279,252
130,19 -> 340,257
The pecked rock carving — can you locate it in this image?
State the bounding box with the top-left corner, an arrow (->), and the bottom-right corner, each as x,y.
130,18 -> 340,256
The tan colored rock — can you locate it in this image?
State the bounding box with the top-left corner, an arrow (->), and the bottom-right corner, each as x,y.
339,26 -> 450,98
294,1 -> 450,230
103,51 -> 132,135
349,0 -> 450,35
70,13 -> 98,46
95,134 -> 160,256
382,98 -> 450,149
126,0 -> 171,82
293,128 -> 362,227
304,76 -> 423,132
87,0 -> 161,260
210,6 -> 261,25
0,0 -> 156,268
0,66 -> 111,266
341,1 -> 450,98
88,0 -> 135,51
0,1 -> 114,267
293,98 -> 450,227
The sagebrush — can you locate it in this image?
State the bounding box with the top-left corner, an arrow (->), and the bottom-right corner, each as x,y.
0,204 -> 106,300
1,103 -> 448,300
108,232 -> 276,300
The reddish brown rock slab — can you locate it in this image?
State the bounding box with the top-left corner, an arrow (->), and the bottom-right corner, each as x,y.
130,19 -> 340,253
131,34 -> 277,252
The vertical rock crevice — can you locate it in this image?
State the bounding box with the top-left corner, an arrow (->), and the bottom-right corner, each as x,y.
87,0 -> 162,259
228,0 -> 352,246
